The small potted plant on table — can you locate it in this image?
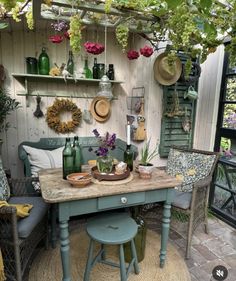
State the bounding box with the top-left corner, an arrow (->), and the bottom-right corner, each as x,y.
138,139 -> 159,179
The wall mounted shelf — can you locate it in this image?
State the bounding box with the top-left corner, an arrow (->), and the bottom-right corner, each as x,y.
12,73 -> 123,105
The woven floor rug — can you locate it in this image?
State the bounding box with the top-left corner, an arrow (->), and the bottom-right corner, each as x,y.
29,229 -> 191,281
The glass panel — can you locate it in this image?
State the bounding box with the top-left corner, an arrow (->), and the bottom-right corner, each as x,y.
222,104 -> 236,129
225,77 -> 236,101
212,186 -> 236,218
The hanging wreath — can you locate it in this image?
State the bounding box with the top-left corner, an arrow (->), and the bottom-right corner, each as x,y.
46,98 -> 82,134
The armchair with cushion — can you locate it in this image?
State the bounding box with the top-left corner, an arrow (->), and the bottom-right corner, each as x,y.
0,173 -> 49,281
166,146 -> 219,259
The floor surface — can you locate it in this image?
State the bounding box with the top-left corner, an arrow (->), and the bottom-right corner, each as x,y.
143,211 -> 236,281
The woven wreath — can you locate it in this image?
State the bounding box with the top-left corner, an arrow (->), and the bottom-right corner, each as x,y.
46,98 -> 82,134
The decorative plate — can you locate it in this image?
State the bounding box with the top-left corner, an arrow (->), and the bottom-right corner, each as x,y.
67,173 -> 92,187
91,166 -> 130,181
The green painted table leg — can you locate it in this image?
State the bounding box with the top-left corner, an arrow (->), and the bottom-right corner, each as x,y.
160,202 -> 171,268
60,220 -> 71,281
51,203 -> 57,248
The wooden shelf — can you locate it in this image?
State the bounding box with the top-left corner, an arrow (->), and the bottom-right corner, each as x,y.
12,73 -> 123,86
12,73 -> 123,105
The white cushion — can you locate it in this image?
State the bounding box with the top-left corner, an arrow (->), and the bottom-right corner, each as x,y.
22,145 -> 64,176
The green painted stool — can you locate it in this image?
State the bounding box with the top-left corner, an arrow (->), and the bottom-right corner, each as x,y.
84,212 -> 140,281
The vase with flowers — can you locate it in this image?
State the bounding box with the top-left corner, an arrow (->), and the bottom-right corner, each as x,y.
89,129 -> 116,173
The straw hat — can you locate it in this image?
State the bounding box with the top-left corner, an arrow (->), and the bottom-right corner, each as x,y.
153,53 -> 182,86
90,97 -> 111,122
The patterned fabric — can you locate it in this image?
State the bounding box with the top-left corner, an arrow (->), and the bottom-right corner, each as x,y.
0,167 -> 10,201
167,148 -> 216,192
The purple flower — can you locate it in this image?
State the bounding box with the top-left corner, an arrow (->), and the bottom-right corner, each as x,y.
90,129 -> 116,157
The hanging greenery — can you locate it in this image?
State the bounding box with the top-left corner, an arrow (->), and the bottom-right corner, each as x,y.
2,0 -> 236,63
68,14 -> 82,54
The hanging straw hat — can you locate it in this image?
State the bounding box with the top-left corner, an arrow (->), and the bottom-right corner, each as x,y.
90,97 -> 111,122
153,53 -> 182,86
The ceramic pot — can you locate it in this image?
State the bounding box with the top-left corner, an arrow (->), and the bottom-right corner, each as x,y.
97,155 -> 113,173
138,164 -> 154,179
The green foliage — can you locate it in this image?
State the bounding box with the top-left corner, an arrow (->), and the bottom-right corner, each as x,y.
0,88 -> 20,133
115,23 -> 129,52
69,14 -> 82,54
140,139 -> 159,166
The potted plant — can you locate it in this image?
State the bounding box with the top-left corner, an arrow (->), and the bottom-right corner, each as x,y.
138,139 -> 159,179
0,87 -> 20,151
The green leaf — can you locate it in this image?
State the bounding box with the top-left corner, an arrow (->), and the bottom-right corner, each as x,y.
165,0 -> 183,9
0,23 -> 8,29
200,0 -> 212,9
204,21 -> 217,36
151,8 -> 168,17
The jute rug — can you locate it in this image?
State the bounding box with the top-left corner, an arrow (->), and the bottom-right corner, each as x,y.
29,229 -> 191,281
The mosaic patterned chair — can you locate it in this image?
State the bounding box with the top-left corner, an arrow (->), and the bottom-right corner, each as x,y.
166,146 -> 219,259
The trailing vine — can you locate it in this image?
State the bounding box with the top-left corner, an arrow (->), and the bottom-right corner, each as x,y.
116,23 -> 129,52
46,99 -> 82,134
68,14 -> 82,54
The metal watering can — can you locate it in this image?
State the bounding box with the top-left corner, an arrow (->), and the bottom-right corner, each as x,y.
184,86 -> 198,100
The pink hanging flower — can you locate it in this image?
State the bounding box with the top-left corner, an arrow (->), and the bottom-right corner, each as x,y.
84,42 -> 105,55
49,35 -> 64,44
127,50 -> 140,60
140,45 -> 153,57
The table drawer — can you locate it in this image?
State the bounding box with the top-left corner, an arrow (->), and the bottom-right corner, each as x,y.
98,192 -> 145,210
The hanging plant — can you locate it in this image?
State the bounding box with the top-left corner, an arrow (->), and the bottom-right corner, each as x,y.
140,45 -> 153,57
68,14 -> 82,54
84,42 -> 105,55
127,50 -> 139,60
25,7 -> 34,30
46,99 -> 82,134
115,23 -> 129,52
49,34 -> 64,44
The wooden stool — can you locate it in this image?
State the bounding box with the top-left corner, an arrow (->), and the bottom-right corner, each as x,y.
84,212 -> 140,281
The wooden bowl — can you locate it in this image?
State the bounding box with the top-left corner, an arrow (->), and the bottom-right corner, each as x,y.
67,173 -> 92,187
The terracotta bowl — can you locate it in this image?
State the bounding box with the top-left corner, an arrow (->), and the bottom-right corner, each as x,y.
67,173 -> 92,187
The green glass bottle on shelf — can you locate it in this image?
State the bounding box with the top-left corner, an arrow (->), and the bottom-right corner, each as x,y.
124,206 -> 147,263
38,47 -> 50,75
63,138 -> 74,180
67,50 -> 74,75
83,57 -> 93,79
73,136 -> 82,173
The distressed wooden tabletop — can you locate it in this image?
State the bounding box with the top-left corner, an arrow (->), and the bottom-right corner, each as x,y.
38,168 -> 182,203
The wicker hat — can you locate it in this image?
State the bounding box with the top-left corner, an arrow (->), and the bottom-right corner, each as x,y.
153,53 -> 182,86
90,97 -> 111,122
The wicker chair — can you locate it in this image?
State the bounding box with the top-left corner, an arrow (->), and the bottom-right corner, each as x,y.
0,177 -> 49,281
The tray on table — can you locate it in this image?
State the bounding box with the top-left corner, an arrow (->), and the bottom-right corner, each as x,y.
91,166 -> 130,181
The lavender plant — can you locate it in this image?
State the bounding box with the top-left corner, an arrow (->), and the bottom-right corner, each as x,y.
89,129 -> 116,157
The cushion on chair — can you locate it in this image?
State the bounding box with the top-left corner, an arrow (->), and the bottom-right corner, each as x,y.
0,167 -> 10,201
22,145 -> 63,191
8,196 -> 48,238
172,190 -> 192,210
167,148 -> 216,192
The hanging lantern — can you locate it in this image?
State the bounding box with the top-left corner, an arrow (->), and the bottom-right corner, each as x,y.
97,75 -> 113,100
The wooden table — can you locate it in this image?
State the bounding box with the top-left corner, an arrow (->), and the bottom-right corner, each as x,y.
39,168 -> 181,281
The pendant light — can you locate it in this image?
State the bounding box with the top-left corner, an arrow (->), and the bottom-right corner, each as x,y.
97,19 -> 113,100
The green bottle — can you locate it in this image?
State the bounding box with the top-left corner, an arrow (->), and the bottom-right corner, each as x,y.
73,136 -> 82,173
124,206 -> 147,263
38,47 -> 50,75
83,58 -> 93,79
67,50 -> 74,75
124,144 -> 134,171
63,138 -> 74,179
